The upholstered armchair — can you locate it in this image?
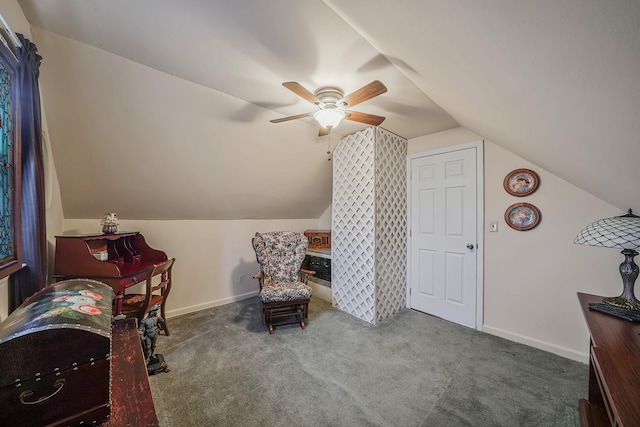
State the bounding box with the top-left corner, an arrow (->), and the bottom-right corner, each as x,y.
252,231 -> 314,334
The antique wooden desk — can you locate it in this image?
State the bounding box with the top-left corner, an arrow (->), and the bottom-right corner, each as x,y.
577,292 -> 640,427
104,318 -> 159,426
54,232 -> 168,315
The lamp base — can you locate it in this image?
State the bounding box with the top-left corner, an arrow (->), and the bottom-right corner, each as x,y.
603,248 -> 640,311
603,295 -> 640,311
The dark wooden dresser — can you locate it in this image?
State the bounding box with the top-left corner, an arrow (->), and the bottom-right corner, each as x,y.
577,292 -> 640,426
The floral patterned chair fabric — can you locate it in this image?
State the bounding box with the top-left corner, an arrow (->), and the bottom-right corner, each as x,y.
252,231 -> 313,333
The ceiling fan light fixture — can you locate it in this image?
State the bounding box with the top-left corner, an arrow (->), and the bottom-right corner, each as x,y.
273,80 -> 386,132
314,109 -> 345,129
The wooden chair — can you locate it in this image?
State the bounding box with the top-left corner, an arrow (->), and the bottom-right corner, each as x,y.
121,258 -> 175,335
252,231 -> 314,334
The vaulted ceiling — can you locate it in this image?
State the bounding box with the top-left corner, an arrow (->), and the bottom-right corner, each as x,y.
17,0 -> 640,220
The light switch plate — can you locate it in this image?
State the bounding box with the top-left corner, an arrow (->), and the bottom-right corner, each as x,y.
490,221 -> 498,232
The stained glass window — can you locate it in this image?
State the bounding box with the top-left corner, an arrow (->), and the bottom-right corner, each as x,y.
0,39 -> 20,278
0,59 -> 13,264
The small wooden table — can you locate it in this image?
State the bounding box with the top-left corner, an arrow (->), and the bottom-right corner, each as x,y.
103,318 -> 159,426
577,293 -> 640,427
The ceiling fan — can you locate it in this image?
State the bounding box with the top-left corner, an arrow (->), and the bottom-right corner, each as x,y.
270,80 -> 387,136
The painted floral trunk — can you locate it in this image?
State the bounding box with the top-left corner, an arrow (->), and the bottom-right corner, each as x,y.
0,279 -> 114,426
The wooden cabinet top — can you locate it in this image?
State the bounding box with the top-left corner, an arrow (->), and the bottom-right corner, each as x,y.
56,231 -> 140,240
578,293 -> 640,353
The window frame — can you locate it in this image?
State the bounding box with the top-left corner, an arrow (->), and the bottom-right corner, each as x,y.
0,39 -> 22,279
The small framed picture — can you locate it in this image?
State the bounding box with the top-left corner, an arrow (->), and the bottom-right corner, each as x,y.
505,203 -> 541,231
503,168 -> 539,197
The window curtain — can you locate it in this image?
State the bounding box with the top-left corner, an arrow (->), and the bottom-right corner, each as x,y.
8,35 -> 45,312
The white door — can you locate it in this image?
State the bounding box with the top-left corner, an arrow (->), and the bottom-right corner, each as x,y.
409,146 -> 480,328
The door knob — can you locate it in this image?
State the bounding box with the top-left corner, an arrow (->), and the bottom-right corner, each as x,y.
466,243 -> 475,250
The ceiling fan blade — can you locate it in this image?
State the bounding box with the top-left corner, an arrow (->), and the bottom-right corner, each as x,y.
319,127 -> 330,137
338,80 -> 387,108
282,82 -> 323,106
345,111 -> 386,126
270,112 -> 312,123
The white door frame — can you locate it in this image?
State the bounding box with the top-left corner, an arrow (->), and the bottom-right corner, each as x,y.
406,140 -> 484,330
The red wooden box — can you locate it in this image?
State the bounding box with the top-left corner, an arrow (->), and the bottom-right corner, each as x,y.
0,279 -> 114,427
304,229 -> 331,249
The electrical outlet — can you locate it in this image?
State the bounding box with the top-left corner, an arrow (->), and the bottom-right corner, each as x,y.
490,221 -> 498,232
238,274 -> 244,283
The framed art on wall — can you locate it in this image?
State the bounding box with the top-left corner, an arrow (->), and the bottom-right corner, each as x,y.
505,203 -> 541,231
503,168 -> 539,197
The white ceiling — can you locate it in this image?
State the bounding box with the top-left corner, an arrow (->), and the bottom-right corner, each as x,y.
16,0 -> 640,219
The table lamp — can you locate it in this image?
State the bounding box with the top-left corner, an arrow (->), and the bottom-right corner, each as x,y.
575,209 -> 640,311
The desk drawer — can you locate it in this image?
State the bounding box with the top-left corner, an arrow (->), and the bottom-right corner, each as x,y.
122,271 -> 148,288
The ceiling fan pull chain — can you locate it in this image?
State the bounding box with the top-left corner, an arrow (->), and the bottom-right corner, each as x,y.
327,133 -> 331,162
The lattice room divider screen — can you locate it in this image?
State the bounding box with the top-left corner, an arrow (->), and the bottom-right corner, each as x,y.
332,127 -> 407,324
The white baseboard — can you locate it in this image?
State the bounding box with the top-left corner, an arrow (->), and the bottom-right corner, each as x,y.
165,290 -> 258,318
483,325 -> 589,364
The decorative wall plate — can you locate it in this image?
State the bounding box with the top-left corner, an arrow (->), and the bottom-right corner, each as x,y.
505,203 -> 541,231
503,168 -> 539,197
